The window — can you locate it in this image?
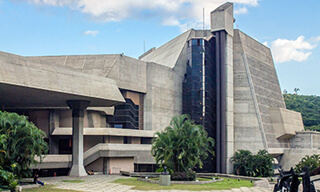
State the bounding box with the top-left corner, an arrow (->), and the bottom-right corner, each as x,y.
114,124 -> 123,128
124,136 -> 128,144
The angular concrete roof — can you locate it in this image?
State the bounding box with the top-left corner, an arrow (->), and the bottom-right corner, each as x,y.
0,51 -> 125,108
28,54 -> 147,93
140,30 -> 192,68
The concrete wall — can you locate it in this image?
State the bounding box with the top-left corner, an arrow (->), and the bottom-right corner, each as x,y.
233,30 -> 265,154
84,136 -> 103,152
131,137 -> 141,144
59,110 -> 106,128
233,29 -> 291,155
124,91 -> 140,105
28,54 -> 147,94
290,131 -> 320,148
280,148 -> 320,170
109,136 -> 123,144
107,157 -> 134,174
270,108 -> 304,139
144,62 -> 183,131
28,110 -> 49,137
85,157 -> 104,172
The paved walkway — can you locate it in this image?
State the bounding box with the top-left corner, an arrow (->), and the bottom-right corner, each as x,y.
39,175 -> 273,192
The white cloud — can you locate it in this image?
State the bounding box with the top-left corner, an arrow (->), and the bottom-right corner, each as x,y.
234,7 -> 248,15
269,36 -> 320,63
84,30 -> 99,36
19,0 -> 260,28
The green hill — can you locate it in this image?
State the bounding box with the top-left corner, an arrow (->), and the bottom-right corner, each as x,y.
283,94 -> 320,131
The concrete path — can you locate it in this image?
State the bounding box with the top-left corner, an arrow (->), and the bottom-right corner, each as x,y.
39,175 -> 273,192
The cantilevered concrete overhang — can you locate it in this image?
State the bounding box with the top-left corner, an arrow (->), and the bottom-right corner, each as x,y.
0,51 -> 125,108
0,51 -> 126,177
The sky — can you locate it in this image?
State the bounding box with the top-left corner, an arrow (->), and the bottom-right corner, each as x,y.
0,0 -> 319,95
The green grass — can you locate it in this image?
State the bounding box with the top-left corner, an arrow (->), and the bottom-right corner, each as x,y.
112,177 -> 253,191
149,177 -> 213,181
23,185 -> 82,192
61,180 -> 85,183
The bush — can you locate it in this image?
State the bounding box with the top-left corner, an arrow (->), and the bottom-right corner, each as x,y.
230,150 -> 252,176
231,149 -> 273,177
171,170 -> 196,181
0,111 -> 48,178
0,167 -> 18,190
156,167 -> 173,174
295,154 -> 320,173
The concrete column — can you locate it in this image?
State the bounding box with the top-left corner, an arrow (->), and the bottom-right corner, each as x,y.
49,110 -> 59,154
67,100 -> 90,177
211,2 -> 234,173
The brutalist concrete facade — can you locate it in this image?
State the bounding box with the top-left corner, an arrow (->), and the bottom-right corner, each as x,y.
0,2 -> 317,175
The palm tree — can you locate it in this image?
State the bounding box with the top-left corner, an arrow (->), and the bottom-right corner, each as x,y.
151,114 -> 214,173
0,111 -> 48,178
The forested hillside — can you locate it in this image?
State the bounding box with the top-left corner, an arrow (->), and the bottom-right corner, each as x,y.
283,94 -> 320,131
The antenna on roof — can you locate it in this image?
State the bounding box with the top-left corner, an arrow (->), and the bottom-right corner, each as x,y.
203,7 -> 205,30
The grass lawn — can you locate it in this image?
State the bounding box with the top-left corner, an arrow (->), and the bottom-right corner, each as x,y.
23,185 -> 82,192
112,177 -> 253,191
149,177 -> 213,181
62,180 -> 85,183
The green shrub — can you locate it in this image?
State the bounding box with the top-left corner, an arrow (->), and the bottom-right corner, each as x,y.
151,114 -> 214,180
294,154 -> 320,173
0,111 -> 48,178
231,149 -> 273,177
171,169 -> 196,181
0,166 -> 18,190
156,167 -> 173,174
230,150 -> 252,176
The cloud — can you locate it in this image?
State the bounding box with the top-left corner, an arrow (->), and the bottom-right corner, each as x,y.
268,36 -> 320,63
84,30 -> 99,36
234,7 -> 248,15
18,0 -> 260,28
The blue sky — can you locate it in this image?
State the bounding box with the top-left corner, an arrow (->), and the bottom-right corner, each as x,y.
0,0 -> 319,95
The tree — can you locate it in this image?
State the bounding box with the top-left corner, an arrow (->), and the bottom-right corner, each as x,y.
230,150 -> 252,176
295,154 -> 320,173
294,88 -> 300,95
231,149 -> 274,177
151,114 -> 214,175
0,111 -> 48,179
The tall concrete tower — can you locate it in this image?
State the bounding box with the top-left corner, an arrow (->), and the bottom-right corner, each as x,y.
210,2 -> 234,173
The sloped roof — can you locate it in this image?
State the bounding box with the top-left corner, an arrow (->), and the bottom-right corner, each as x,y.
140,29 -> 192,68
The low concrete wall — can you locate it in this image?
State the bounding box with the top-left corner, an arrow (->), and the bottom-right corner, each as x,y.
108,157 -> 134,174
280,148 -> 320,171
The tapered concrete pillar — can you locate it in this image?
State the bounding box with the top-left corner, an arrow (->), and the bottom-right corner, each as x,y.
211,2 -> 234,173
67,100 -> 90,177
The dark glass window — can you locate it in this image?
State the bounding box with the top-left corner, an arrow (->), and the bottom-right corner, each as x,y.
183,36 -> 216,172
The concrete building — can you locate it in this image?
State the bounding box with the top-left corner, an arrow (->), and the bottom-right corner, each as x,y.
0,3 -> 318,175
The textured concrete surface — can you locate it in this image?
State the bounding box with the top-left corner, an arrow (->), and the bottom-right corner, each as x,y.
233,30 -> 265,154
210,2 -> 234,36
269,108 -> 304,139
280,148 -> 320,170
232,29 -> 306,157
33,144 -> 154,169
28,54 -> 147,93
290,131 -> 320,148
36,175 -> 272,192
0,51 -> 125,108
52,127 -> 156,137
140,30 -> 192,68
217,4 -> 234,174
